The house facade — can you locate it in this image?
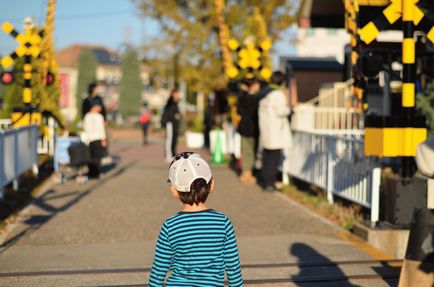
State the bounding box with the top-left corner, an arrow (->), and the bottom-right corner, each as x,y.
55,44 -> 149,122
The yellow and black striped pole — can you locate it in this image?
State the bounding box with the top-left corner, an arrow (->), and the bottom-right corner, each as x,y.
402,0 -> 415,110
40,0 -> 57,92
345,0 -> 365,111
401,0 -> 416,179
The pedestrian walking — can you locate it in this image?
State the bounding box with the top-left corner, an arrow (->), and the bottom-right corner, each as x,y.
139,102 -> 152,145
82,82 -> 107,120
258,71 -> 291,192
147,152 -> 243,287
236,78 -> 263,184
161,89 -> 182,161
83,101 -> 107,178
203,97 -> 215,149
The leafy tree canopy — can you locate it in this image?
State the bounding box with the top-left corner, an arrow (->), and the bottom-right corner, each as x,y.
119,48 -> 143,117
135,0 -> 296,94
76,48 -> 97,116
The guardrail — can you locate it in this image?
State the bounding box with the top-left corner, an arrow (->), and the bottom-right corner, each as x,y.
0,125 -> 39,199
283,130 -> 381,224
36,117 -> 57,156
0,119 -> 12,130
292,105 -> 364,132
293,80 -> 364,132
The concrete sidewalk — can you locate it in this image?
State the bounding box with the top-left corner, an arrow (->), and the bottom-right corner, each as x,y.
0,131 -> 398,286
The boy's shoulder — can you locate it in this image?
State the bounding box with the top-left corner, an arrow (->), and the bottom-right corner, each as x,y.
164,209 -> 228,225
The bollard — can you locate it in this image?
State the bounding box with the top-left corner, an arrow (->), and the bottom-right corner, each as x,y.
398,208 -> 434,287
212,129 -> 225,164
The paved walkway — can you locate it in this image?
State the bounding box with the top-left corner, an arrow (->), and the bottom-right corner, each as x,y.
0,131 -> 399,286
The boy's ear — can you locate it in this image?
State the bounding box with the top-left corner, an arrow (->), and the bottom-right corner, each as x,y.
170,186 -> 179,198
210,178 -> 215,193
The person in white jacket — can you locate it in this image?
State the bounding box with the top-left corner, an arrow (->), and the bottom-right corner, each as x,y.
83,102 -> 107,178
258,71 -> 291,192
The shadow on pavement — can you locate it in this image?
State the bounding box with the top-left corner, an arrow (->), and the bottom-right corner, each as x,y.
290,242 -> 361,287
371,265 -> 401,287
0,159 -> 138,253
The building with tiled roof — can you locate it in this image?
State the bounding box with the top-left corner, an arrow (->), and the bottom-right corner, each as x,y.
56,44 -> 149,121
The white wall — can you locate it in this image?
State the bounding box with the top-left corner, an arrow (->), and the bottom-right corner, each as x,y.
297,28 -> 349,63
296,28 -> 402,64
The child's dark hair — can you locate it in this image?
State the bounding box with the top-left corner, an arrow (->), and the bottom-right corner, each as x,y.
88,82 -> 98,95
177,178 -> 212,205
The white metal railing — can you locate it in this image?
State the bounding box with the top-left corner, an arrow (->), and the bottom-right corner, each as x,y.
292,105 -> 364,132
283,130 -> 381,224
306,79 -> 354,107
37,117 -> 56,156
293,80 -> 364,133
313,107 -> 364,130
0,125 -> 39,198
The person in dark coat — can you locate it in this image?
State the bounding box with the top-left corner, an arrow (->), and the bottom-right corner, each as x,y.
236,78 -> 265,184
203,97 -> 215,149
161,89 -> 182,161
82,82 -> 107,120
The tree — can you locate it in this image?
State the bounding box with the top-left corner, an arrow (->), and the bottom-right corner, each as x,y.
0,64 -> 6,109
135,0 -> 296,95
1,58 -> 23,118
119,48 -> 143,117
75,48 -> 97,116
0,55 -> 63,121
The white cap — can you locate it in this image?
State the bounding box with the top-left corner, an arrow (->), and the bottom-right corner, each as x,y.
168,152 -> 212,192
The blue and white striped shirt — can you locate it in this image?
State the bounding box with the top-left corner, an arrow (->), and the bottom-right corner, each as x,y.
147,209 -> 243,287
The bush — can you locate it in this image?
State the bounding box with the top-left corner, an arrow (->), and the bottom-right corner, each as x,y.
184,113 -> 204,133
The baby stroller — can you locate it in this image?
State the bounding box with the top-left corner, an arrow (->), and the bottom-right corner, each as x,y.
54,136 -> 91,184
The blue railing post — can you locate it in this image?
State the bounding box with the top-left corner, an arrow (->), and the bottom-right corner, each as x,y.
12,128 -> 19,191
326,136 -> 335,204
0,131 -> 4,199
31,126 -> 39,175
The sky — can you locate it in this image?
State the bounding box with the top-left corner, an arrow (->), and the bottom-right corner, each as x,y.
0,0 -> 295,65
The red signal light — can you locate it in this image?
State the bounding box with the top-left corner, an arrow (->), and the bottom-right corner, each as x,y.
46,72 -> 55,85
1,71 -> 14,85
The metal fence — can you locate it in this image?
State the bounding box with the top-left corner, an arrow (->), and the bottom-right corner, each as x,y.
0,125 -> 39,198
292,80 -> 364,132
284,130 -> 381,224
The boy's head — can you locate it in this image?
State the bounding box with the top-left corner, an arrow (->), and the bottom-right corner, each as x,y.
168,152 -> 213,206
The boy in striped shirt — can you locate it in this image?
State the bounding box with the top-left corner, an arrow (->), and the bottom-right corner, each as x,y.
147,152 -> 243,287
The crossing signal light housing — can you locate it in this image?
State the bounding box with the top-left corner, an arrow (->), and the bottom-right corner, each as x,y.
1,71 -> 14,85
360,51 -> 384,79
227,37 -> 272,80
46,71 -> 55,85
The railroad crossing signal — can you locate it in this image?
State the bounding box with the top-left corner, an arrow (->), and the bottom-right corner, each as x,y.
357,0 -> 430,161
227,37 -> 272,80
1,17 -> 44,104
359,0 -> 434,44
0,71 -> 14,85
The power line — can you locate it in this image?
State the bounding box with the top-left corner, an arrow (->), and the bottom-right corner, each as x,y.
4,10 -> 136,23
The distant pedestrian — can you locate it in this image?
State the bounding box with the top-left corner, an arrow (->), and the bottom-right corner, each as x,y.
83,102 -> 107,178
147,152 -> 243,287
236,78 -> 264,184
258,71 -> 291,192
161,89 -> 182,161
203,97 -> 215,149
139,102 -> 152,145
82,82 -> 107,120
